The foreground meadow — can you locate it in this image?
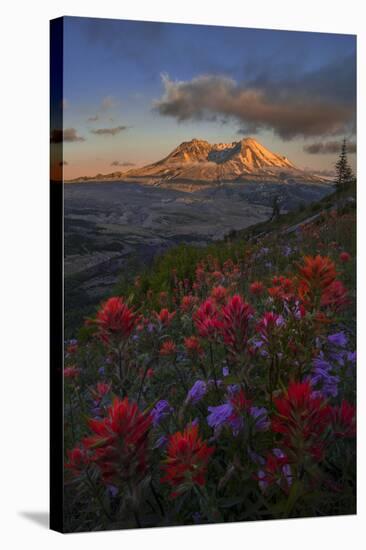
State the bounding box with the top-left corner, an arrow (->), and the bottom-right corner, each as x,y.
63,199 -> 356,531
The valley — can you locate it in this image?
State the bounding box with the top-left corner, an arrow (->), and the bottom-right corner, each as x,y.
64,179 -> 332,334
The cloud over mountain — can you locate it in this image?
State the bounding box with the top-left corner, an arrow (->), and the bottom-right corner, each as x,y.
154,71 -> 355,140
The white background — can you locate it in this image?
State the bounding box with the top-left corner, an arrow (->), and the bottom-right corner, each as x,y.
1,0 -> 365,547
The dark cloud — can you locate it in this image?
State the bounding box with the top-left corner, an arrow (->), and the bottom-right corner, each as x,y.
59,160 -> 68,166
50,128 -> 85,143
90,126 -> 128,136
304,140 -> 356,154
245,55 -> 356,106
88,115 -> 99,122
154,70 -> 355,140
111,160 -> 135,167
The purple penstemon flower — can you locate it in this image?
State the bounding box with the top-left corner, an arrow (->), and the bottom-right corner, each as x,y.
310,356 -> 339,398
250,406 -> 270,431
328,332 -> 348,348
273,448 -> 292,486
247,447 -> 265,466
251,339 -> 264,349
186,380 -> 207,405
151,400 -> 173,426
207,403 -> 233,430
107,484 -> 119,498
226,384 -> 240,397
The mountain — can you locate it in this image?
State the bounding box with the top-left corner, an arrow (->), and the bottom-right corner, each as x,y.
68,137 -> 325,184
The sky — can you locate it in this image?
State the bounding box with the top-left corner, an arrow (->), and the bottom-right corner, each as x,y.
57,16 -> 356,179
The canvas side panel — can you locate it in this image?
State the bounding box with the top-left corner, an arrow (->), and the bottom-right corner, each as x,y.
50,16 -> 64,534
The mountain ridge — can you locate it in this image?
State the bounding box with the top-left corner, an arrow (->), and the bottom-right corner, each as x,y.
68,137 -> 326,185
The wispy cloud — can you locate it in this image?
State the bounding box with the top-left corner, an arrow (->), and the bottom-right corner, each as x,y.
304,140 -> 356,154
50,128 -> 85,143
101,95 -> 118,110
90,126 -> 128,136
111,160 -> 135,167
88,115 -> 99,122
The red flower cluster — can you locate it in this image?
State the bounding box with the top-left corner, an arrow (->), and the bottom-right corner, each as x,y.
180,295 -> 198,313
184,335 -> 204,357
161,425 -> 214,498
90,382 -> 111,401
272,381 -> 331,461
339,251 -> 351,263
193,299 -> 222,340
65,446 -> 90,477
257,451 -> 292,493
331,400 -> 356,437
256,312 -> 283,343
83,397 -> 151,485
249,281 -> 264,296
230,389 -> 252,413
320,280 -> 349,311
154,308 -> 176,326
210,285 -> 227,305
96,297 -> 137,343
221,295 -> 253,354
160,339 -> 177,357
64,366 -> 80,379
297,255 -> 347,312
268,276 -> 294,302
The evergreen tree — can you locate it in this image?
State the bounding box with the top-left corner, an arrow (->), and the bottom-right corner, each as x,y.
335,138 -> 354,190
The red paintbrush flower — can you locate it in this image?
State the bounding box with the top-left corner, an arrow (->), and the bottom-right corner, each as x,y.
160,339 -> 177,357
230,389 -> 252,413
161,425 -> 214,498
249,281 -> 264,296
321,280 -> 349,311
210,285 -> 227,305
154,308 -> 176,326
96,297 -> 137,344
272,381 -> 332,461
268,276 -> 295,302
221,295 -> 253,353
256,449 -> 292,493
83,397 -> 151,485
181,295 -> 198,313
65,446 -> 90,477
193,299 -> 223,340
297,255 -> 337,308
90,382 -> 111,402
331,400 -> 356,437
64,366 -> 80,379
339,251 -> 351,263
256,312 -> 284,344
184,336 -> 204,357
66,342 -> 78,354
